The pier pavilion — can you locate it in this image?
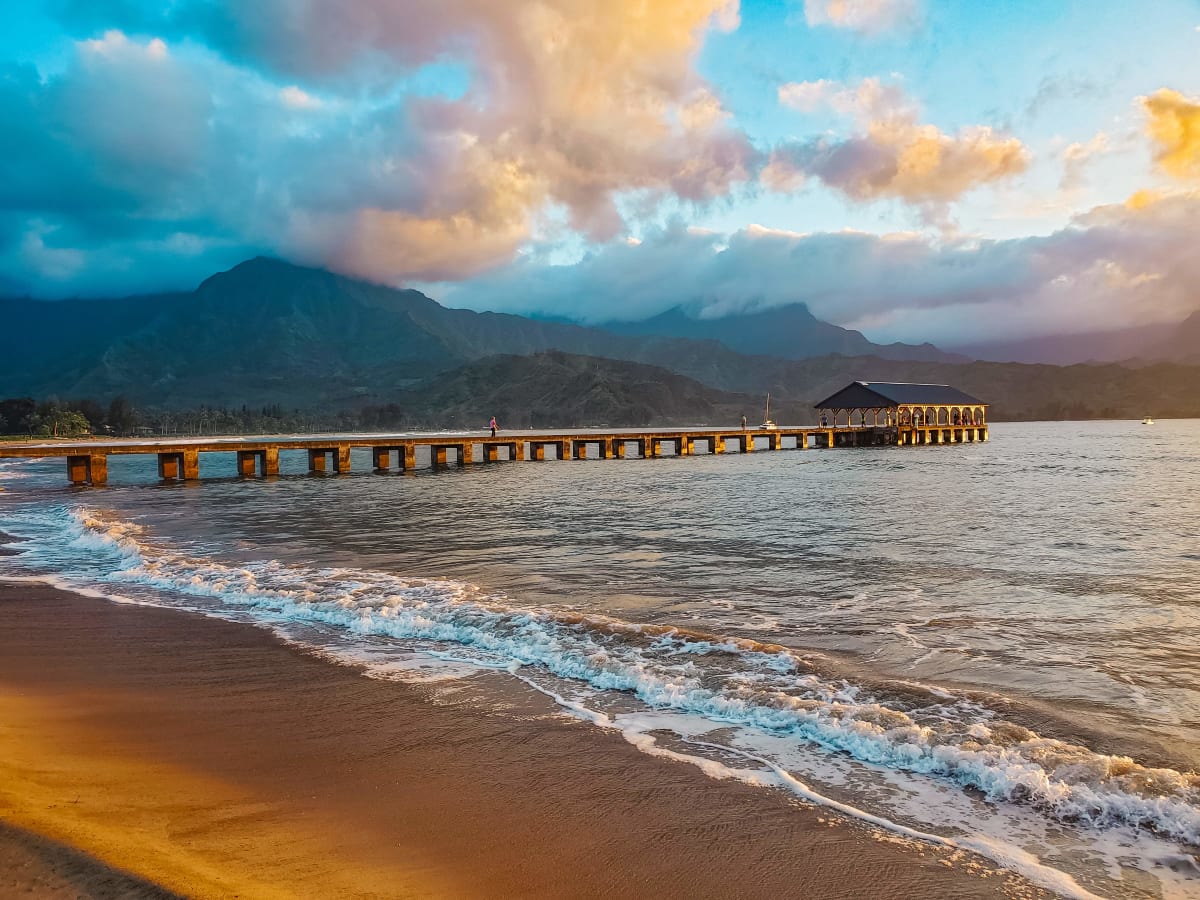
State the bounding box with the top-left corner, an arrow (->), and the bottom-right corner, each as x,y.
813,382 -> 988,447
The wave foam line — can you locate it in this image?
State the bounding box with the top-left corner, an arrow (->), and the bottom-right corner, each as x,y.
510,672 -> 1101,900
31,506 -> 1200,852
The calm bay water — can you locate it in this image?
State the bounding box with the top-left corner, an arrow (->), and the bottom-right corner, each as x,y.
2,420 -> 1199,898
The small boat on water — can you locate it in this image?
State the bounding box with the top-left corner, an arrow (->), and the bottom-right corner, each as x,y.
1142,415 -> 1155,425
760,393 -> 777,430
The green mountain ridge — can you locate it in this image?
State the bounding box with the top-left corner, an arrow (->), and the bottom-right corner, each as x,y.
3,257 -> 1199,424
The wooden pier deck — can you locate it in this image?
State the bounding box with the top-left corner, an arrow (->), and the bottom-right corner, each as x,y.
0,423 -> 988,486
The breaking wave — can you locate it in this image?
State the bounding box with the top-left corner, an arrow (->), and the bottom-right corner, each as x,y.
30,504 -> 1196,856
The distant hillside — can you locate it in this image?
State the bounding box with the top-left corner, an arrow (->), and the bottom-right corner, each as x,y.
389,351 -> 794,428
0,257 -> 759,406
1148,310 -> 1200,364
950,312 -> 1199,365
3,257 -> 1198,424
602,303 -> 963,363
375,352 -> 1200,427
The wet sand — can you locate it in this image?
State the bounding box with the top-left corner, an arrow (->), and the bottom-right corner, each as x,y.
0,581 -> 1053,899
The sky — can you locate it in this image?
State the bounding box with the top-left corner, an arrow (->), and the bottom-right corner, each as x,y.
3,0 -> 1200,345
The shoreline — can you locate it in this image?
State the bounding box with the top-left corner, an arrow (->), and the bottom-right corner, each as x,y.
0,581 -> 1053,899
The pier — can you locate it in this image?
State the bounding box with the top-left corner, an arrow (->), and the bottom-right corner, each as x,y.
0,384 -> 988,486
1,423 -> 986,486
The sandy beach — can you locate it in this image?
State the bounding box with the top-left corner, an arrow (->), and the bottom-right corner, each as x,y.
0,581 -> 1053,899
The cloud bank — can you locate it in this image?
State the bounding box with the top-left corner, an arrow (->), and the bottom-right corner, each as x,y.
446,188 -> 1200,344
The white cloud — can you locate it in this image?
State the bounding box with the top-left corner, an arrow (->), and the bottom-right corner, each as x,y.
803,0 -> 921,35
279,85 -> 321,109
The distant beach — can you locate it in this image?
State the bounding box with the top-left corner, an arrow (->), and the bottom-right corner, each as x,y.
0,581 -> 1048,899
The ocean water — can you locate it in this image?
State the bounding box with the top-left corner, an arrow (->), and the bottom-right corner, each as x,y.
2,420 -> 1199,898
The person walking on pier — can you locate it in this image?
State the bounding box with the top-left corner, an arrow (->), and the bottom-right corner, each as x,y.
489,416 -> 498,438
740,414 -> 747,430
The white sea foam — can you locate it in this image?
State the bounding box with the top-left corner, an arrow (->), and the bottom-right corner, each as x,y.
7,504 -> 1200,895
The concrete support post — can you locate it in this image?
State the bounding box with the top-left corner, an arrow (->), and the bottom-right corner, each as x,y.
982,427 -> 989,441
770,433 -> 782,451
574,440 -> 589,460
531,444 -> 546,461
372,447 -> 391,471
335,445 -> 351,473
714,437 -> 725,454
237,451 -> 257,477
158,453 -> 181,480
742,435 -> 754,453
183,449 -> 200,480
484,444 -> 500,462
558,440 -> 570,460
825,429 -> 834,448
680,437 -> 693,456
460,442 -> 474,465
510,442 -> 524,461
432,447 -> 449,468
403,445 -> 417,471
308,449 -> 327,473
612,439 -> 626,459
263,447 -> 280,476
66,455 -> 89,485
87,453 -> 107,485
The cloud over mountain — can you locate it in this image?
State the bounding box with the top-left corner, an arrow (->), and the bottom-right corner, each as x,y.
446,189 -> 1200,345
11,1 -> 755,293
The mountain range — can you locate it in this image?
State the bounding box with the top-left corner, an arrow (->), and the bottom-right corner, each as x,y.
3,256 -> 1199,424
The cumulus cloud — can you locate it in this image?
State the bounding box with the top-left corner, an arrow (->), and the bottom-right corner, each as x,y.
20,0 -> 755,292
1,4 -> 753,295
770,78 -> 1028,204
445,189 -> 1200,344
802,0 -> 921,35
1142,88 -> 1200,180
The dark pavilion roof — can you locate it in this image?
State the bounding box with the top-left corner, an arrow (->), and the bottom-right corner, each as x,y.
813,382 -> 985,409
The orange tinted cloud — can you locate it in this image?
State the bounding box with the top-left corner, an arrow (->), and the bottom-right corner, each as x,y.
1142,88 -> 1200,180
771,79 -> 1028,204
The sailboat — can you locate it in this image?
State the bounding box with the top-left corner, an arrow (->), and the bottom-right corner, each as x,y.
760,393 -> 778,430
